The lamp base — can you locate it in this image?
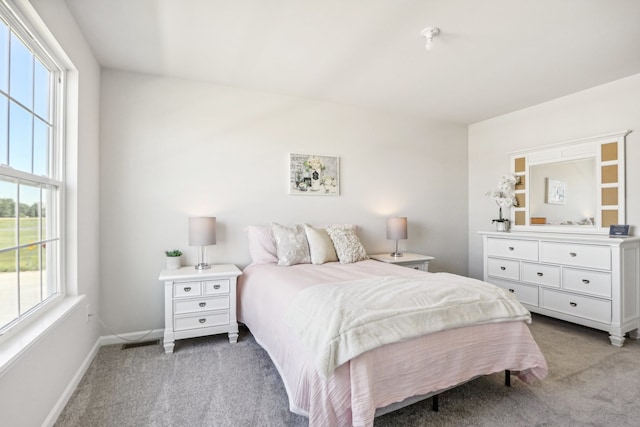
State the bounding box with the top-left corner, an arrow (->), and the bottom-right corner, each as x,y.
390,252 -> 404,257
194,262 -> 211,270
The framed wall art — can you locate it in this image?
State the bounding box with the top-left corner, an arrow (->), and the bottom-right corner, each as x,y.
289,153 -> 340,195
546,178 -> 566,205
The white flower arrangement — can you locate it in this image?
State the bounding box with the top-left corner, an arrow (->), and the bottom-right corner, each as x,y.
485,173 -> 519,222
304,157 -> 325,172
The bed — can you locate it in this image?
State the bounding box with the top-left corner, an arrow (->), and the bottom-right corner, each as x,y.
237,224 -> 547,426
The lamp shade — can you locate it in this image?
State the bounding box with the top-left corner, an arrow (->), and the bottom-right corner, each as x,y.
386,217 -> 408,240
188,217 -> 217,246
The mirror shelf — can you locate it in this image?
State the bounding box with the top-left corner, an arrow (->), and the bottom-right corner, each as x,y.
509,130 -> 631,234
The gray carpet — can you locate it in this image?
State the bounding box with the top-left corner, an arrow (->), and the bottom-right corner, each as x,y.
55,314 -> 640,426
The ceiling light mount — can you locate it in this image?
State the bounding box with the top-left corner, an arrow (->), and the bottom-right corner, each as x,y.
421,27 -> 440,51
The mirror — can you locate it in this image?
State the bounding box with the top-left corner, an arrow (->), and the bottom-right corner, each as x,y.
529,158 -> 596,226
510,130 -> 630,233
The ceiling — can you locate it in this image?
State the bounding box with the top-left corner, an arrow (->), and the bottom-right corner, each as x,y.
64,0 -> 640,125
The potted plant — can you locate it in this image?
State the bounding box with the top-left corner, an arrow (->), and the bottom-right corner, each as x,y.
485,174 -> 519,232
165,249 -> 182,270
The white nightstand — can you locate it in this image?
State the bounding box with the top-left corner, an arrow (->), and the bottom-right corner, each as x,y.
159,264 -> 242,353
369,253 -> 435,271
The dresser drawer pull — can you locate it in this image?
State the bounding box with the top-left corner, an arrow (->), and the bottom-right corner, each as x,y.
199,318 -> 206,324
569,302 -> 577,307
569,252 -> 577,257
508,247 -> 514,251
537,272 -> 543,276
508,289 -> 515,293
582,279 -> 590,284
500,266 -> 506,271
184,287 -> 192,292
199,302 -> 206,307
213,284 -> 221,290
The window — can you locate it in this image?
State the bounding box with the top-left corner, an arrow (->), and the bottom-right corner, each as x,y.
0,4 -> 64,333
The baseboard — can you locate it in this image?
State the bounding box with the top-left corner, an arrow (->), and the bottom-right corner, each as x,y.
42,337 -> 101,427
99,329 -> 164,346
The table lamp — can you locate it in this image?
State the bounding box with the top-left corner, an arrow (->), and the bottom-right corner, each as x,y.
387,217 -> 407,257
189,217 -> 216,270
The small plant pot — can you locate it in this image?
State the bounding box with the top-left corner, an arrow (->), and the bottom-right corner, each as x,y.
166,256 -> 181,270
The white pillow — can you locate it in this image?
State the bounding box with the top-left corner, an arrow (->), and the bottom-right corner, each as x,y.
326,225 -> 369,264
271,222 -> 311,266
304,224 -> 338,265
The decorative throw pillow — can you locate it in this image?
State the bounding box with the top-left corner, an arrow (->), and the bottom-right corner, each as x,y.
271,222 -> 311,266
246,225 -> 278,265
304,224 -> 338,265
326,225 -> 369,264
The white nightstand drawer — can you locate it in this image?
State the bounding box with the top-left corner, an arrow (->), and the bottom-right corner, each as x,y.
521,262 -> 560,288
540,289 -> 611,323
563,268 -> 612,298
204,280 -> 230,295
174,296 -> 230,315
174,311 -> 230,331
487,258 -> 520,281
540,242 -> 611,270
501,282 -> 538,306
487,238 -> 538,261
174,282 -> 202,297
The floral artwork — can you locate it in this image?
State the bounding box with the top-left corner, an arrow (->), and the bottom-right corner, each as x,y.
546,178 -> 566,205
486,173 -> 519,224
289,153 -> 340,195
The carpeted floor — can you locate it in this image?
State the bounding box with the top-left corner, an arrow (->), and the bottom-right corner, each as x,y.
55,314 -> 640,426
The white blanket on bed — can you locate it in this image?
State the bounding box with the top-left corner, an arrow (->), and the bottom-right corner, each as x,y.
284,272 -> 531,379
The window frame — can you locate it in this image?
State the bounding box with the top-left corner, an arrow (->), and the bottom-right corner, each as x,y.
0,0 -> 66,336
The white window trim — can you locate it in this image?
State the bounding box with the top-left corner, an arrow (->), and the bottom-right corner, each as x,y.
0,0 -> 78,363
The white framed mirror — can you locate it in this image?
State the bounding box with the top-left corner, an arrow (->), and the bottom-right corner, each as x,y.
510,130 -> 630,233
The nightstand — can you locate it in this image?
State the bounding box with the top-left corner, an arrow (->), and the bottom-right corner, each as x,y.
369,253 -> 435,271
159,264 -> 242,353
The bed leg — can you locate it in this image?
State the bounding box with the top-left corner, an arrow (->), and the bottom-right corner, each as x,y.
505,370 -> 511,387
432,394 -> 439,412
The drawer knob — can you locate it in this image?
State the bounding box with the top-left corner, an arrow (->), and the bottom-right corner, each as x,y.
582,279 -> 590,284
184,287 -> 192,292
508,247 -> 514,251
569,302 -> 577,307
500,266 -> 506,271
214,284 -> 221,290
199,318 -> 206,324
199,302 -> 206,307
569,252 -> 577,257
537,272 -> 543,277
508,289 -> 515,293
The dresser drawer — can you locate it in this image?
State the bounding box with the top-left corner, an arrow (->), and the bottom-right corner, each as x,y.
487,258 -> 520,281
487,238 -> 538,261
174,296 -> 230,315
563,268 -> 612,298
521,262 -> 560,288
540,242 -> 611,270
500,282 -> 538,306
174,282 -> 202,298
204,280 -> 230,295
174,311 -> 230,331
540,288 -> 611,324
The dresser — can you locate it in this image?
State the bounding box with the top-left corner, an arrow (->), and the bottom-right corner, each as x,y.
159,264 -> 242,353
369,253 -> 434,271
479,231 -> 640,346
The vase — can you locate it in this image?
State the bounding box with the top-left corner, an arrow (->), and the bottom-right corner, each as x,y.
495,221 -> 510,232
166,256 -> 181,270
310,170 -> 321,191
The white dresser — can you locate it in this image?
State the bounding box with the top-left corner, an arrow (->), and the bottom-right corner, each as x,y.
159,264 -> 242,353
479,231 -> 640,346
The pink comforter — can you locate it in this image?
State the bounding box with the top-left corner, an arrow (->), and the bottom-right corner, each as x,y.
237,260 -> 547,427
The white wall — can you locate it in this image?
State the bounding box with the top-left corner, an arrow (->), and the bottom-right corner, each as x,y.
99,70 -> 469,334
468,73 -> 640,279
0,1 -> 101,426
